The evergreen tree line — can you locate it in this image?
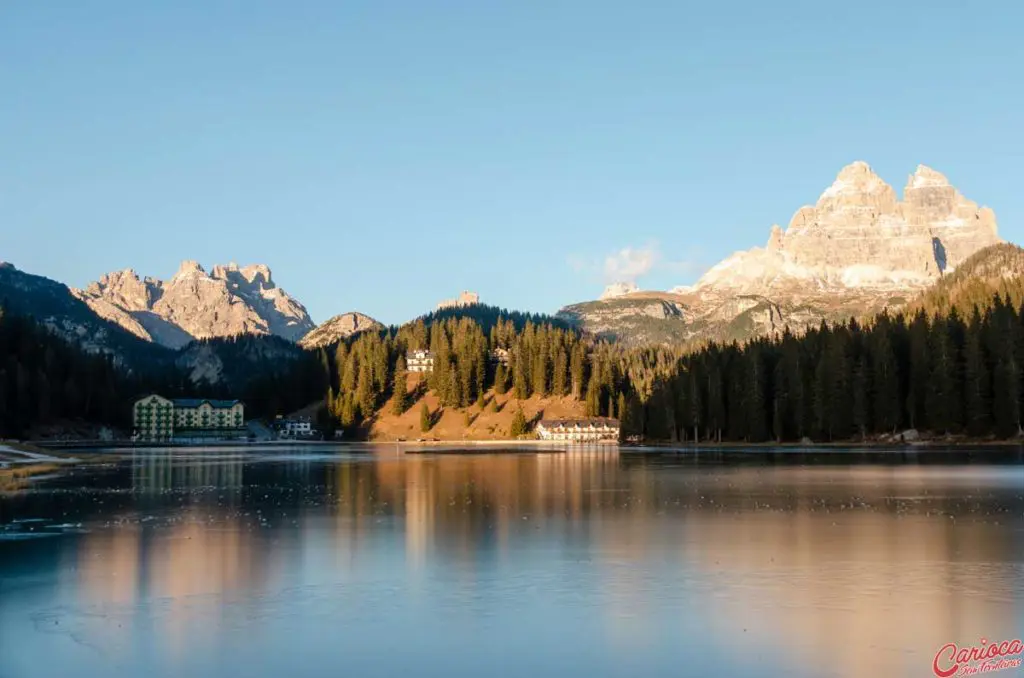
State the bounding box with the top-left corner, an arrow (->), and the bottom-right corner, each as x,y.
415,303 -> 572,335
9,288 -> 1024,444
629,297 -> 1024,442
0,309 -> 327,437
0,308 -> 150,436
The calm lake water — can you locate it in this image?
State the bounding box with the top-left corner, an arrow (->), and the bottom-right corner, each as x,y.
1,446 -> 1023,678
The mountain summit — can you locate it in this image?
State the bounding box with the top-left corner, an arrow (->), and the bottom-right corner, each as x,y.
561,161 -> 1001,344
694,161 -> 999,295
73,261 -> 315,349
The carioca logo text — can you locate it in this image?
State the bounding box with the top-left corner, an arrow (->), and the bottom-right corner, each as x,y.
932,638 -> 1024,677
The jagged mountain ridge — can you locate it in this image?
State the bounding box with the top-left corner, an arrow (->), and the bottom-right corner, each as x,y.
73,260 -> 316,349
560,162 -> 1002,345
0,262 -> 174,367
687,161 -> 998,296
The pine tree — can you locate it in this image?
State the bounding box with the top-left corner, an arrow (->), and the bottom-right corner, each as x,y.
905,311 -> 929,429
584,375 -> 601,417
988,298 -> 1021,436
419,402 -> 432,433
688,362 -> 703,442
494,363 -> 508,395
926,317 -> 958,434
510,407 -> 528,437
552,347 -> 569,396
870,323 -> 900,433
570,344 -> 585,399
391,368 -> 409,416
745,346 -> 769,441
512,351 -> 529,400
992,358 -> 1018,437
707,358 -> 725,442
963,313 -> 990,436
852,356 -> 868,439
532,350 -> 549,397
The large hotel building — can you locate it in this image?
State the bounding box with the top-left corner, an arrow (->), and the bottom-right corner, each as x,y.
133,394 -> 245,442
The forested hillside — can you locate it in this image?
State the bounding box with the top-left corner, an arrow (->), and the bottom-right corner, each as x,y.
638,301 -> 1023,442
316,294 -> 1024,442
0,308 -> 328,437
8,267 -> 1024,443
0,308 -> 151,437
320,316 -> 624,434
910,243 -> 1024,316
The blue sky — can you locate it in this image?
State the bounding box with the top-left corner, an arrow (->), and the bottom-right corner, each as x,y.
2,1 -> 1022,325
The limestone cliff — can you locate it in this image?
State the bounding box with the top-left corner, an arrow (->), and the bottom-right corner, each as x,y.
73,261 -> 315,349
696,162 -> 999,295
560,162 -> 1002,345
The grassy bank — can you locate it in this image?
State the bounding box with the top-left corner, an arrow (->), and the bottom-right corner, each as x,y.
0,463 -> 62,491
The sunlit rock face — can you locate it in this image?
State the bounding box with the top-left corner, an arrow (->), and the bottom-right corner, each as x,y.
73,261 -> 315,349
695,162 -> 1000,295
561,162 -> 1002,345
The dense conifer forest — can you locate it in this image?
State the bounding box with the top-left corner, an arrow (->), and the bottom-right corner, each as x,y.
312,292 -> 1024,441
0,311 -> 326,436
0,308 -> 146,437
6,278 -> 1024,442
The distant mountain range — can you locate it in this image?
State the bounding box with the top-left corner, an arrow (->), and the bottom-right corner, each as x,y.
1,160 -> 1016,361
0,262 -> 172,366
0,261 -> 375,386
559,162 -> 1004,344
72,260 -> 317,349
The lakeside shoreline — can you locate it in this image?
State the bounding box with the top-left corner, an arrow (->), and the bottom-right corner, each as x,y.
21,436 -> 1024,451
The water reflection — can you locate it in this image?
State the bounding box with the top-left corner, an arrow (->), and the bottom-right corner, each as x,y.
131,449 -> 246,493
0,448 -> 1021,678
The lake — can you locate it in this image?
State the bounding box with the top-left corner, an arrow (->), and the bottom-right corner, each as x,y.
1,445 -> 1023,678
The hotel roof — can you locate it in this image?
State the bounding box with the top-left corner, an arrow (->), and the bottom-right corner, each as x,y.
537,417 -> 620,428
171,398 -> 242,409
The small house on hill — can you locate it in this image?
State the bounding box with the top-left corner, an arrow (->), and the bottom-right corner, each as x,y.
407,349 -> 435,373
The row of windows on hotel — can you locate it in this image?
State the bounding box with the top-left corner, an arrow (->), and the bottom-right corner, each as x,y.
132,395 -> 245,442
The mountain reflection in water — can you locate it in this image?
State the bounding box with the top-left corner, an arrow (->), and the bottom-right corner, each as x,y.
1,447 -> 1022,678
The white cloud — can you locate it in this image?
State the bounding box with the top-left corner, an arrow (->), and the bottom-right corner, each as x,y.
568,241 -> 708,292
602,246 -> 660,283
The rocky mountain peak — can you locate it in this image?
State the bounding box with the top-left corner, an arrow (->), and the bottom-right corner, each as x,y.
210,262 -> 237,278
72,260 -> 315,349
298,312 -> 383,349
241,264 -> 272,285
836,159 -> 877,182
814,161 -> 897,214
907,164 -> 951,189
437,291 -> 481,310
174,260 -> 206,278
565,161 -> 1006,347
600,282 -> 639,300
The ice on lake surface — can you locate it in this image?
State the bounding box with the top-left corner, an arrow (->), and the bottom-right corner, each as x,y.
1,445 -> 1023,678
